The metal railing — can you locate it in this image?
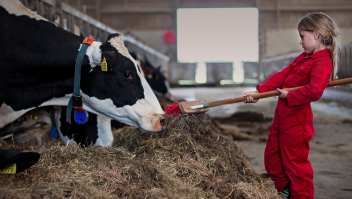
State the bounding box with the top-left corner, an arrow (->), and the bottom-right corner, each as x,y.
260,46 -> 352,92
20,0 -> 169,64
339,44 -> 352,81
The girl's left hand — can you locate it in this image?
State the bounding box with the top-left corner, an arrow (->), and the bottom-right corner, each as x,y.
277,88 -> 288,99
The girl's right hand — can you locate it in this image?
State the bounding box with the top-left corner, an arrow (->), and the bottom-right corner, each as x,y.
244,91 -> 259,103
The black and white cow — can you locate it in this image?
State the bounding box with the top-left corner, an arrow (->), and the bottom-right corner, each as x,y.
39,54 -> 172,146
140,58 -> 171,98
33,57 -> 171,147
0,1 -> 165,135
22,52 -> 172,147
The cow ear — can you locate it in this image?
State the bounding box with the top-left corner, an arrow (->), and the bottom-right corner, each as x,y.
100,41 -> 114,51
106,33 -> 121,42
100,34 -> 122,51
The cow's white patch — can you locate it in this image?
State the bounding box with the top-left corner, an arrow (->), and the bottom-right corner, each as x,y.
109,35 -> 132,61
0,103 -> 35,128
40,95 -> 72,106
1,0 -> 47,21
0,96 -> 71,128
80,93 -> 139,127
81,76 -> 164,133
95,115 -> 113,147
137,61 -> 145,77
108,35 -> 143,77
83,41 -> 102,71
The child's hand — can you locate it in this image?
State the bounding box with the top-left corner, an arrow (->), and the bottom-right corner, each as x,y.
244,91 -> 259,103
277,88 -> 288,99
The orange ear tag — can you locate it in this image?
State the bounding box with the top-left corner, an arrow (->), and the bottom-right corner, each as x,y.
101,57 -> 108,72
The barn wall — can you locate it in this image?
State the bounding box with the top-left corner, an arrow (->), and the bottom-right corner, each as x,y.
127,30 -> 174,57
63,0 -> 352,85
264,27 -> 352,58
259,0 -> 352,59
64,0 -> 352,61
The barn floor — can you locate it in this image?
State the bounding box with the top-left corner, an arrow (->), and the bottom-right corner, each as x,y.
170,87 -> 352,199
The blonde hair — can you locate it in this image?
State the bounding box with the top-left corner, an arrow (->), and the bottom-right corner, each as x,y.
298,12 -> 340,80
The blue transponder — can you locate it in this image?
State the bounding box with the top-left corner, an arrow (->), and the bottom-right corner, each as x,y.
74,110 -> 89,124
50,126 -> 60,139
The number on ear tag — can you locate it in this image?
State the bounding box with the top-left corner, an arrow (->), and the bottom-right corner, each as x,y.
74,110 -> 89,124
101,57 -> 108,72
50,126 -> 60,138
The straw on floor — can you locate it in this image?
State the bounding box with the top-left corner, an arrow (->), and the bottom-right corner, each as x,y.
0,113 -> 279,199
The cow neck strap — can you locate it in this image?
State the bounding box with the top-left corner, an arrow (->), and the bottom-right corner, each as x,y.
66,37 -> 96,124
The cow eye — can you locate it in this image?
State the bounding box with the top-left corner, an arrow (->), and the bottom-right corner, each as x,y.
124,72 -> 133,79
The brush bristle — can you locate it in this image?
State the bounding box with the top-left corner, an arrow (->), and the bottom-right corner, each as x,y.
165,103 -> 182,115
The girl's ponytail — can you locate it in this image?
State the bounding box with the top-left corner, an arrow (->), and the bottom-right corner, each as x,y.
330,36 -> 338,80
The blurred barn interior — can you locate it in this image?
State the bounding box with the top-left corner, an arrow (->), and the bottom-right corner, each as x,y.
22,0 -> 352,90
2,1 -> 352,198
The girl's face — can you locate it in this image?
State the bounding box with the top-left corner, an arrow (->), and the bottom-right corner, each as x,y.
298,29 -> 318,54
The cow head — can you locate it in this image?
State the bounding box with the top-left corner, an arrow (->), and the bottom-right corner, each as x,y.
141,58 -> 171,97
80,34 -> 166,133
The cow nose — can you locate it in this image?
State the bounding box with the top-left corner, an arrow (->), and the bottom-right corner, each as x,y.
160,117 -> 166,130
160,117 -> 166,124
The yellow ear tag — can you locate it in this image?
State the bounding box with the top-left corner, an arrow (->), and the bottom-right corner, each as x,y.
101,57 -> 108,72
0,163 -> 16,174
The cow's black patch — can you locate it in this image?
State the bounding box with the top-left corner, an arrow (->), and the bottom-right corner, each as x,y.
111,120 -> 125,129
0,6 -> 84,110
56,107 -> 124,146
59,107 -> 99,146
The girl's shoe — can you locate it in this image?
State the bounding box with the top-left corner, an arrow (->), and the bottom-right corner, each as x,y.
279,183 -> 291,199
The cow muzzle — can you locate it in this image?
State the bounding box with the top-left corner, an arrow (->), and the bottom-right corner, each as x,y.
140,114 -> 167,134
160,116 -> 166,130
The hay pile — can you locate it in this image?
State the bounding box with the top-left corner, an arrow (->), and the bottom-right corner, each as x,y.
0,114 -> 278,199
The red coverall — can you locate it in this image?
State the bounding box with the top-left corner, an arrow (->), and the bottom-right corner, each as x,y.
257,49 -> 332,198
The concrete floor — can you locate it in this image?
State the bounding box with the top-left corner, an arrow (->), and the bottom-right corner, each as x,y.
170,86 -> 352,199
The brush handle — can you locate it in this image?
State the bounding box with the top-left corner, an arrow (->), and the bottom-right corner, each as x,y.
205,77 -> 352,108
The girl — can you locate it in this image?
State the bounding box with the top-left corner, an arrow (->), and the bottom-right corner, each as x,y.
244,12 -> 339,199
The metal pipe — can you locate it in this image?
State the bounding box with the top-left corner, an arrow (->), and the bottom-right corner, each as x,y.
59,2 -> 169,62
